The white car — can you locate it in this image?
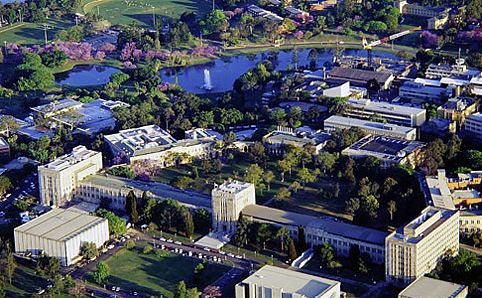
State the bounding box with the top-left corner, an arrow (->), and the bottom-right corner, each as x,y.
107,244 -> 115,250
227,253 -> 235,258
166,239 -> 174,243
159,237 -> 166,242
203,247 -> 211,252
235,255 -> 243,259
5,193 -> 11,198
174,241 -> 182,245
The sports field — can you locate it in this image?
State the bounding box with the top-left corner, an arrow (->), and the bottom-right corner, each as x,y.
79,0 -> 212,27
0,19 -> 73,45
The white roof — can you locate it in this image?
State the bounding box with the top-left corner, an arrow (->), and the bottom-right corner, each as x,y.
347,98 -> 426,117
40,146 -> 99,172
240,265 -> 339,297
399,276 -> 466,298
325,115 -> 416,135
414,78 -> 442,87
425,175 -> 456,210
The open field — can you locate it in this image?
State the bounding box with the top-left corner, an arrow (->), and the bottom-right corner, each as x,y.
89,245 -> 230,297
79,0 -> 212,27
0,19 -> 74,45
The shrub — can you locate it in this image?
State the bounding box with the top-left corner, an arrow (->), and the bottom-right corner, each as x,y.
125,239 -> 135,250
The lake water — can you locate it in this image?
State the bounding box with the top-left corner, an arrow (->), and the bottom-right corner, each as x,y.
55,64 -> 121,87
56,49 -> 399,90
160,49 -> 399,94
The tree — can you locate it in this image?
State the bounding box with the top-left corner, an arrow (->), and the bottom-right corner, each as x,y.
287,238 -> 298,261
179,206 -> 195,239
176,281 -> 188,298
200,10 -> 229,35
244,164 -> 264,186
186,288 -> 201,298
275,187 -> 291,202
0,116 -> 19,137
125,191 -> 139,224
93,262 -> 110,285
95,209 -> 127,236
36,254 -> 60,277
202,285 -> 222,298
0,176 -> 12,198
1,252 -> 16,284
125,239 -> 135,249
256,224 -> 272,250
263,171 -> 275,191
297,168 -> 316,188
278,159 -> 290,182
290,181 -> 301,193
143,244 -> 153,254
276,227 -> 290,252
80,242 -> 98,260
450,250 -> 481,282
233,213 -> 249,247
319,242 -> 340,269
249,142 -> 266,164
387,200 -> 397,222
317,152 -> 337,174
298,226 -> 307,252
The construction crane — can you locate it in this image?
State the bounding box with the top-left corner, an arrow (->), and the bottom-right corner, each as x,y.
362,26 -> 421,68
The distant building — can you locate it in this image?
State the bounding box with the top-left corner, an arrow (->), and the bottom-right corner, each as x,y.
31,98 -> 128,136
322,81 -> 367,99
38,146 -> 102,207
14,208 -> 109,266
285,6 -> 309,16
385,206 -> 459,284
327,67 -> 395,90
464,113 -> 482,139
395,0 -> 451,29
344,98 -> 427,127
211,180 -> 256,235
235,265 -> 341,298
342,135 -> 425,168
246,5 -> 284,22
399,80 -> 453,104
437,97 -> 478,130
0,137 -> 10,162
262,126 -> 331,155
470,74 -> 482,96
104,125 -> 217,164
428,13 -> 449,30
398,276 -> 467,298
426,59 -> 481,82
184,128 -> 222,140
324,115 -> 418,140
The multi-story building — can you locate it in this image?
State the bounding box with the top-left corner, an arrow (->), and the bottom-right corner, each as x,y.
470,74 -> 482,96
398,276 -> 467,298
211,180 -> 256,235
38,146 -> 103,207
14,208 -> 109,266
262,126 -> 331,155
104,125 -> 217,164
344,98 -> 427,127
464,113 -> 482,139
426,59 -> 481,81
385,206 -> 459,284
342,135 -> 425,168
235,265 -> 341,298
437,97 -> 478,130
324,115 -> 417,140
399,80 -> 453,104
395,0 -> 451,18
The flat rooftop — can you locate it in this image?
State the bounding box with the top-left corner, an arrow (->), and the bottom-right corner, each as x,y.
40,146 -> 99,172
347,98 -> 426,117
329,67 -> 393,84
105,125 -> 177,157
425,175 -> 455,210
15,208 -> 106,242
399,276 -> 467,298
344,135 -> 425,161
242,205 -> 388,245
82,174 -> 212,209
240,265 -> 339,297
213,180 -> 253,194
467,113 -> 482,123
325,115 -> 416,135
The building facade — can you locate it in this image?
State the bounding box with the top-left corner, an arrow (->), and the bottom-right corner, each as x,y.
399,81 -> 452,104
464,113 -> 482,139
38,146 -> 103,207
398,276 -> 467,298
385,207 -> 459,284
437,97 -> 478,130
14,209 -> 109,266
211,181 -> 256,235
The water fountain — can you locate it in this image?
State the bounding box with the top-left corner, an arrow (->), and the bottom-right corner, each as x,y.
202,69 -> 213,90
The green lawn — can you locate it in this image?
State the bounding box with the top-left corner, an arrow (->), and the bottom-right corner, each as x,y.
92,246 -> 230,297
78,0 -> 212,27
0,19 -> 74,45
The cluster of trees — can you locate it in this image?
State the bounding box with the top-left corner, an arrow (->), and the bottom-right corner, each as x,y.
175,280 -> 201,298
318,242 -> 373,274
120,191 -> 210,239
0,238 -> 16,296
15,53 -> 55,92
336,0 -> 400,33
233,213 -> 300,261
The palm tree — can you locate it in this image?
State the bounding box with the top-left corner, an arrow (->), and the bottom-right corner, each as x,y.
276,227 -> 291,252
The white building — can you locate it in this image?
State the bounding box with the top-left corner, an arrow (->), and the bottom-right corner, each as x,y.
385,206 -> 459,284
262,127 -> 331,155
235,265 -> 341,298
399,276 -> 467,298
104,125 -> 217,164
344,98 -> 427,127
399,80 -> 453,104
324,115 -> 417,140
14,208 -> 109,266
470,74 -> 482,96
38,146 -> 103,207
464,113 -> 482,139
211,180 -> 256,235
426,59 -> 481,81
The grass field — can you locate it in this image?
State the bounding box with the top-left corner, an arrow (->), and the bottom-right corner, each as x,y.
91,246 -> 230,297
0,19 -> 74,45
79,0 -> 212,27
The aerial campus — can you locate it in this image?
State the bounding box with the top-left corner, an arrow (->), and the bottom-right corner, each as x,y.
0,0 -> 481,297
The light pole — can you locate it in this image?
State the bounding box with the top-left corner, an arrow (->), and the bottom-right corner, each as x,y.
151,6 -> 156,28
4,41 -> 7,57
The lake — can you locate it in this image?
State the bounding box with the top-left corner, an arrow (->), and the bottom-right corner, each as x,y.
55,64 -> 121,87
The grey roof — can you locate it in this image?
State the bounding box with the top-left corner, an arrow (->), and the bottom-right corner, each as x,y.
81,174 -> 212,209
15,208 -> 106,242
329,67 -> 393,84
399,276 -> 467,298
240,265 -> 339,297
324,115 -> 416,135
242,205 -> 388,245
